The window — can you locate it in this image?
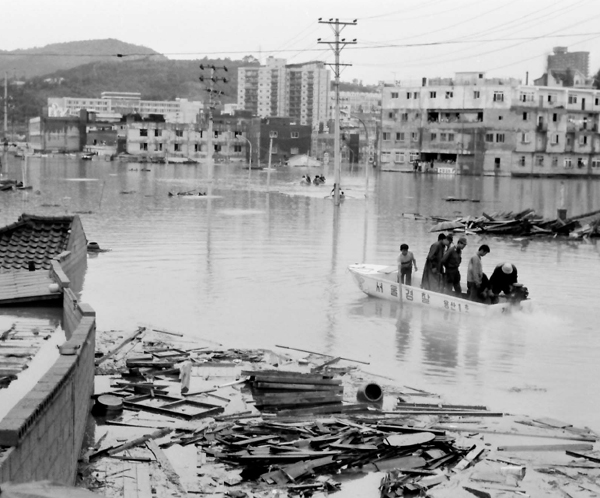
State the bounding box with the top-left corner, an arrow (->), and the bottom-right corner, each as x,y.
429,91 -> 437,98
388,112 -> 394,119
411,132 -> 418,141
154,143 -> 163,152
194,143 -> 202,152
394,152 -> 405,163
290,147 -> 299,155
234,131 -> 242,137
568,95 -> 578,104
269,131 -> 277,138
140,143 -> 147,151
406,92 -> 411,99
523,112 -> 529,121
577,158 -> 585,168
536,156 -> 544,167
448,133 -> 455,142
395,132 -> 402,141
391,92 -> 399,98
579,135 -> 588,145
592,159 -> 600,168
519,156 -> 526,167
140,129 -> 148,137
548,94 -> 556,104
473,90 -> 480,99
382,132 -> 390,141
234,145 -> 242,152
521,132 -> 530,143
445,91 -> 453,99
596,97 -> 600,106
520,92 -> 534,102
553,113 -> 558,122
552,156 -> 558,167
430,133 -> 437,141
174,144 -> 181,152
413,92 -> 419,99
551,134 -> 559,145
409,153 -> 420,162
175,129 -> 183,137
381,151 -> 391,163
215,144 -> 222,152
397,132 -> 405,141
154,129 -> 161,137
485,133 -> 494,142
493,91 -> 504,102
564,158 -> 572,168
440,133 -> 447,142
496,133 -> 505,143
291,131 -> 299,138
401,113 -> 408,121
214,131 -> 220,138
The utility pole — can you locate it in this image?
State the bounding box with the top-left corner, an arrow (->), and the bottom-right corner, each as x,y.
199,64 -> 228,187
318,18 -> 357,206
3,72 -> 7,141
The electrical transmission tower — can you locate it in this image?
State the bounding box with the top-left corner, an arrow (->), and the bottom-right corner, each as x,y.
318,18 -> 357,206
199,64 -> 228,185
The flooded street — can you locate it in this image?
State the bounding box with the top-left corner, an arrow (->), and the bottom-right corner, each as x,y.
1,154 -> 599,434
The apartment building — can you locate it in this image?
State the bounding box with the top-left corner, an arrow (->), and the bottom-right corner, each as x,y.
237,57 -> 330,130
48,92 -> 204,124
380,72 -> 600,177
548,47 -> 590,77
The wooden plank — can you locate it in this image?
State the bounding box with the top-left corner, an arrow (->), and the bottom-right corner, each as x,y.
249,375 -> 342,386
432,425 -> 597,442
123,463 -> 152,498
255,382 -> 342,391
146,440 -> 189,497
498,443 -> 594,452
565,450 -> 600,463
96,327 -> 147,366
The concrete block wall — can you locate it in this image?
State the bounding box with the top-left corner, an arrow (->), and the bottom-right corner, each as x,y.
0,286 -> 95,485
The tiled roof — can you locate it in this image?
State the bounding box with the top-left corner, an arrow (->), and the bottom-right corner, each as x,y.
0,214 -> 74,272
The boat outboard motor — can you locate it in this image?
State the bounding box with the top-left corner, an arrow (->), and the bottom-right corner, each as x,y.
508,283 -> 529,303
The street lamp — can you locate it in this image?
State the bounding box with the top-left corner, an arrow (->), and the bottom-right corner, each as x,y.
355,116 -> 370,198
240,135 -> 252,179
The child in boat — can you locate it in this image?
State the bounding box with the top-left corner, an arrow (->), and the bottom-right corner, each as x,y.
397,244 -> 418,285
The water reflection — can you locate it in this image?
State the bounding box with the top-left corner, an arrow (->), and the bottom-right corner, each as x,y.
0,156 -> 597,433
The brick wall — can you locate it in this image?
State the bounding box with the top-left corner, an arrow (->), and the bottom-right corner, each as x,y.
0,287 -> 96,485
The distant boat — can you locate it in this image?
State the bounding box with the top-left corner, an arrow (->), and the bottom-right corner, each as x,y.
288,154 -> 323,167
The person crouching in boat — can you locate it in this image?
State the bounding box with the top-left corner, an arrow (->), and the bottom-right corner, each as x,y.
397,243 -> 418,285
442,236 -> 467,296
467,244 -> 490,302
421,233 -> 448,292
489,262 -> 518,304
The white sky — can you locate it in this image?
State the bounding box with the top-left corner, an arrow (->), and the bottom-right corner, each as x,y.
4,0 -> 600,85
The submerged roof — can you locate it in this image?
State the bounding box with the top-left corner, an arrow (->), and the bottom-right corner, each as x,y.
0,214 -> 75,272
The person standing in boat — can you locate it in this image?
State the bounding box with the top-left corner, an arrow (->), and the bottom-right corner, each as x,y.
421,233 -> 448,291
441,236 -> 467,296
397,243 -> 418,285
467,244 -> 490,301
489,262 -> 518,302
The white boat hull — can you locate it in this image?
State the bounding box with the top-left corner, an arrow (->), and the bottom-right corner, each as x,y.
348,264 -> 531,316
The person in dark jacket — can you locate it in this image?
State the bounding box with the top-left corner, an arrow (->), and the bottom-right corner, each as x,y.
421,233 -> 449,292
442,236 -> 467,296
489,262 -> 518,298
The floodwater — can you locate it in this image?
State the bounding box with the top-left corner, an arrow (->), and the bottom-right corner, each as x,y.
1,154 -> 599,438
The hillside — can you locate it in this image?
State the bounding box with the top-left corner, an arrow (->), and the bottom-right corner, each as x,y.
0,39 -> 164,79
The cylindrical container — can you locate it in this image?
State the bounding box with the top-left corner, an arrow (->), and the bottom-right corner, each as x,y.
356,382 -> 383,404
95,394 -> 123,415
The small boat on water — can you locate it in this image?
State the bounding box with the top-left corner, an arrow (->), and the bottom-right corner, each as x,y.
348,263 -> 531,316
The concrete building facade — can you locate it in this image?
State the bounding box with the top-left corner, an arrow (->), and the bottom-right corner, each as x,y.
547,47 -> 590,77
237,57 -> 330,130
380,72 -> 600,177
48,92 -> 204,124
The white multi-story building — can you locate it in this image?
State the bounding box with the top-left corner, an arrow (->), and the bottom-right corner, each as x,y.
380,71 -> 600,177
47,92 -> 204,124
237,57 -> 330,129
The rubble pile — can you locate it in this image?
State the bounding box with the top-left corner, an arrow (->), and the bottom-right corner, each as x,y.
430,207 -> 600,238
79,328 -> 600,498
